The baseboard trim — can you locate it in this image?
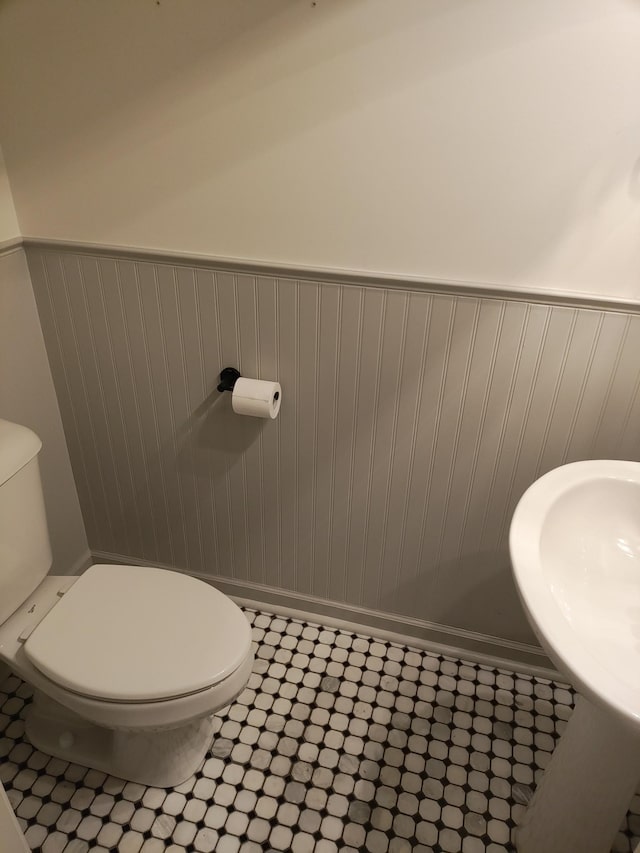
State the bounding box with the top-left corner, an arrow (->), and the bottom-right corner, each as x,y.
91,550 -> 560,681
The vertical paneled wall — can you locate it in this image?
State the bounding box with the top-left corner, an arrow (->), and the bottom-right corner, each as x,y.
0,248 -> 88,573
28,248 -> 640,649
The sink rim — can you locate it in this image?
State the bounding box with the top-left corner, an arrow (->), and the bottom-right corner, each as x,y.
509,459 -> 640,729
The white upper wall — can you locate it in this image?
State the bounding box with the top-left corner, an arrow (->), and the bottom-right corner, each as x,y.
0,146 -> 20,242
0,0 -> 639,300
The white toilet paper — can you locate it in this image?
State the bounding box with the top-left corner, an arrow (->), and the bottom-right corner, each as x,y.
231,378 -> 281,419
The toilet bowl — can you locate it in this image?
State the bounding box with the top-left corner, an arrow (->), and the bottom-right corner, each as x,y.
0,420 -> 255,786
0,565 -> 254,786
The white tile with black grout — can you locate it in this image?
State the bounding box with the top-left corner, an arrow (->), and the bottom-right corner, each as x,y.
0,607 -> 639,852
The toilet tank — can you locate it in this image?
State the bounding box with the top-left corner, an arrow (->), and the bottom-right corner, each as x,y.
0,419 -> 53,624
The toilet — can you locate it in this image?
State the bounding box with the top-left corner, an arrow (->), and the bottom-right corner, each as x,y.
0,419 -> 254,786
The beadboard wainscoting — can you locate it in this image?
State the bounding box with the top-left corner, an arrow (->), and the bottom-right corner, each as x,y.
0,246 -> 89,574
26,246 -> 640,667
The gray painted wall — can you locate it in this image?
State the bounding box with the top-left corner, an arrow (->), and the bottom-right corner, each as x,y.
0,247 -> 89,574
27,246 -> 640,657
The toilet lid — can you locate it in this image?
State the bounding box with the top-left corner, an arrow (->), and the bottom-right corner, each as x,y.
24,564 -> 253,703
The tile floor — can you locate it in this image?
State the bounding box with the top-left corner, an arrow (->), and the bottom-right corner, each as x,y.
1,608 -> 639,853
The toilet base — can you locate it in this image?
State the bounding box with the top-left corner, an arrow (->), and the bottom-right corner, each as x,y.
25,690 -> 215,787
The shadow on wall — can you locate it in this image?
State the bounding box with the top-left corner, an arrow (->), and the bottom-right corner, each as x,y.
103,390 -> 267,567
187,390 -> 265,472
387,551 -> 538,648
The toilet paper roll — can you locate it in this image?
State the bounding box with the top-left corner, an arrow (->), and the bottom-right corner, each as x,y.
231,378 -> 282,419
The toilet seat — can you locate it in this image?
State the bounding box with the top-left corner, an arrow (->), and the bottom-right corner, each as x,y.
23,564 -> 253,703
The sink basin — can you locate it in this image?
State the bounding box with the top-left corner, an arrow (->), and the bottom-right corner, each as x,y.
510,459 -> 640,729
510,460 -> 640,853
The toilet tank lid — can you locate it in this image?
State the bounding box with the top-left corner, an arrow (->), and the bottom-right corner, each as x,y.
0,419 -> 42,486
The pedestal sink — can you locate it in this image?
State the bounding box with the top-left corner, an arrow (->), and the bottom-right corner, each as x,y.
509,460 -> 640,853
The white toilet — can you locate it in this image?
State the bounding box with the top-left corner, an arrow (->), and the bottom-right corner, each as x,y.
0,419 -> 254,786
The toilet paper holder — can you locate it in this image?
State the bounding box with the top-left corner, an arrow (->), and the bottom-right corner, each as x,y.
217,367 -> 242,393
217,367 -> 281,401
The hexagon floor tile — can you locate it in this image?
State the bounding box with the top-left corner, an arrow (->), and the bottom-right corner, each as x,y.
1,608 -> 639,852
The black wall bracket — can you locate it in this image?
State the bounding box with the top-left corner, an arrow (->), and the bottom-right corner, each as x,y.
217,367 -> 241,393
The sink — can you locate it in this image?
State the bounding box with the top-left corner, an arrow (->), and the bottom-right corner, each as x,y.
510,460 -> 640,853
510,459 -> 640,728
